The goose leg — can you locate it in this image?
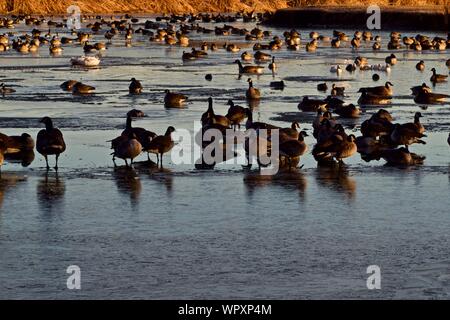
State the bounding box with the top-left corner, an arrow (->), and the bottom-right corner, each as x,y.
44,155 -> 50,170
160,153 -> 163,168
55,154 -> 60,171
125,159 -> 129,167
156,154 -> 160,165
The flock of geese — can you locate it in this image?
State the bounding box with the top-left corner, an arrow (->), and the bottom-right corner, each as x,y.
0,13 -> 450,173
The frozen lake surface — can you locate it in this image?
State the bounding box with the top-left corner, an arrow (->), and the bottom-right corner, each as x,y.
0,16 -> 449,299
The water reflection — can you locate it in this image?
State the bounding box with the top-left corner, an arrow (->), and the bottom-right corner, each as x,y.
142,166 -> 174,197
36,172 -> 66,214
0,173 -> 27,211
112,167 -> 142,207
4,149 -> 35,167
314,164 -> 357,200
243,168 -> 307,200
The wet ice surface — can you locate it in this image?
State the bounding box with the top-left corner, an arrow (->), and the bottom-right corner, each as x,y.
0,17 -> 450,299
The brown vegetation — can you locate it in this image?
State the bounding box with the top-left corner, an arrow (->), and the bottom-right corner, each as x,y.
0,0 -> 447,14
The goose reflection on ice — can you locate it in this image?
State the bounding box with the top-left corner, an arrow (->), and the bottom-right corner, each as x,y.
314,163 -> 356,200
244,168 -> 307,200
4,149 -> 35,167
112,167 -> 142,207
36,172 -> 66,214
0,173 -> 27,211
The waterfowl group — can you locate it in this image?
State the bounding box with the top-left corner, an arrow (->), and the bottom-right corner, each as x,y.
2,14 -> 450,175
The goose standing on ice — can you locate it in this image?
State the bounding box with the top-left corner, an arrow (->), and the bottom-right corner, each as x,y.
36,117 -> 66,170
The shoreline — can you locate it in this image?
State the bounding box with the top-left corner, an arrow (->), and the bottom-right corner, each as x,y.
264,6 -> 450,31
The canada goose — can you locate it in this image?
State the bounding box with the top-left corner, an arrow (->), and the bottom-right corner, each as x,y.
313,109 -> 329,138
390,123 -> 426,147
164,89 -> 187,108
385,54 -> 397,65
359,81 -> 394,97
0,133 -> 35,154
381,147 -> 425,166
93,42 -> 106,51
317,83 -> 328,92
280,121 -> 301,142
254,50 -> 271,61
49,45 -> 62,54
331,84 -> 345,96
225,43 -> 240,52
127,109 -> 145,118
372,41 -> 381,50
331,38 -> 340,48
346,64 -> 356,72
241,51 -> 253,61
226,100 -> 247,130
401,112 -> 425,134
298,96 -> 328,112
60,80 -> 78,91
234,60 -> 264,75
430,68 -> 448,83
416,60 -> 425,71
305,41 -> 317,52
112,115 -> 155,160
354,56 -> 368,67
279,131 -> 309,169
246,78 -> 261,100
72,82 -> 95,94
310,31 -> 319,39
0,83 -> 16,95
334,104 -> 361,118
270,81 -> 285,90
191,47 -> 208,58
357,89 -> 391,105
182,51 -> 196,60
201,97 -> 231,127
360,109 -> 394,138
268,57 -> 277,72
146,126 -> 176,166
83,41 -> 95,52
413,88 -> 449,104
351,37 -> 361,49
245,108 -> 279,131
111,132 -> 142,167
410,83 -> 432,96
178,35 -> 189,46
129,78 -> 143,94
36,117 -> 66,170
320,134 -> 357,164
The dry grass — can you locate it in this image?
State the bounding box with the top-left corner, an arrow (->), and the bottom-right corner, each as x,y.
0,0 -> 447,14
0,0 -> 288,14
288,0 -> 447,6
